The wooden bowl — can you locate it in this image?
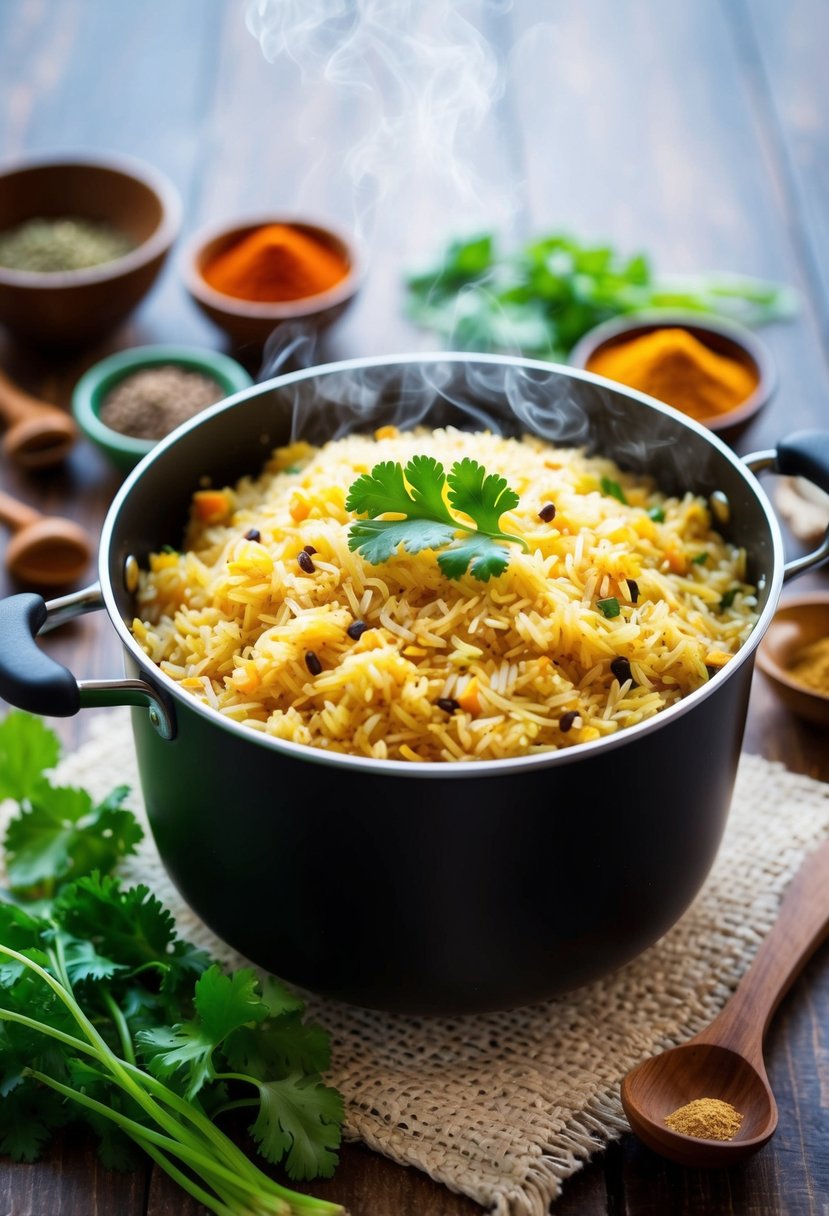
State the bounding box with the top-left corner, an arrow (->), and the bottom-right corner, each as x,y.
181,215 -> 362,347
756,592 -> 829,727
0,152 -> 181,347
569,311 -> 775,438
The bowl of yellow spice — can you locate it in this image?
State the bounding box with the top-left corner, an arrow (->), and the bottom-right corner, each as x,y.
756,592 -> 829,727
569,311 -> 775,436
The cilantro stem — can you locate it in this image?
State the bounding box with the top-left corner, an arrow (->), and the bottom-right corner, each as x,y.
0,945 -> 345,1216
101,988 -> 136,1066
30,1070 -> 295,1215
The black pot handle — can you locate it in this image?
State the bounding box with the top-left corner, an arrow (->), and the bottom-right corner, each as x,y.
745,430 -> 829,581
0,593 -> 80,716
775,430 -> 829,495
0,586 -> 175,739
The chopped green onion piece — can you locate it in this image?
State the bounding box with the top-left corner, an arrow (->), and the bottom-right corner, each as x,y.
161,544 -> 178,554
601,476 -> 628,505
691,551 -> 709,565
648,506 -> 665,523
597,596 -> 621,618
720,588 -> 738,611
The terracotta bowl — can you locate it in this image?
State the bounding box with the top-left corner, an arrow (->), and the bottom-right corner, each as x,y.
569,311 -> 775,438
0,152 -> 181,347
181,215 -> 362,347
756,592 -> 829,727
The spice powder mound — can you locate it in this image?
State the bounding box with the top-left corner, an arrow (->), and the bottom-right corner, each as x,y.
664,1097 -> 743,1140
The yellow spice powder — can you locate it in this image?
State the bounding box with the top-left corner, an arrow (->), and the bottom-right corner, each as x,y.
787,635 -> 829,695
664,1097 -> 743,1140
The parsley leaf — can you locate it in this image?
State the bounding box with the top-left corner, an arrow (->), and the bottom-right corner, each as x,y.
347,454 -> 527,581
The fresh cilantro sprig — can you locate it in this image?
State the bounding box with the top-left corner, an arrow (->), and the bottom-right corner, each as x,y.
404,232 -> 797,360
346,454 -> 528,582
0,712 -> 344,1216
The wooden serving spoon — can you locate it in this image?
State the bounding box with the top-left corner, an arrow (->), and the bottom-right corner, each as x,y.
621,835 -> 829,1168
0,488 -> 92,587
0,368 -> 77,469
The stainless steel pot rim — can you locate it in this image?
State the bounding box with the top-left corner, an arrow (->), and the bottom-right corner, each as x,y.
98,352 -> 786,778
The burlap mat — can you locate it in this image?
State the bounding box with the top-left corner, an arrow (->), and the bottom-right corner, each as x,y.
32,711 -> 829,1215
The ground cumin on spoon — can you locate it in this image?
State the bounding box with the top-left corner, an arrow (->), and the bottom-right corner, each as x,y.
202,223 -> 349,302
587,327 -> 758,422
664,1097 -> 743,1140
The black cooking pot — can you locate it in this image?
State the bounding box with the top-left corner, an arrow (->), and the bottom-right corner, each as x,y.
2,355 -> 828,1015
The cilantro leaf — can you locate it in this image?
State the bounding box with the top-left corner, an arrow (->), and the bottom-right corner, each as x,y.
438,533 -> 511,582
347,454 -> 527,581
0,712 -> 60,803
225,1013 -> 332,1080
344,460 -> 410,517
5,784 -> 141,896
138,966 -> 269,1098
348,518 -> 456,565
600,475 -> 628,505
446,458 -> 521,537
250,1072 -> 344,1180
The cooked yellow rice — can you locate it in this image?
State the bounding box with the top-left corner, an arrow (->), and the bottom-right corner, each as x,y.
132,426 -> 757,762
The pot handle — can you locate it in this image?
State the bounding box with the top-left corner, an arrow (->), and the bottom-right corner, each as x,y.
744,429 -> 829,581
0,586 -> 175,739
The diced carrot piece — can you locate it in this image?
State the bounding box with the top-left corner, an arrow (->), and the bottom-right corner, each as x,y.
289,494 -> 310,522
457,676 -> 481,715
193,490 -> 231,525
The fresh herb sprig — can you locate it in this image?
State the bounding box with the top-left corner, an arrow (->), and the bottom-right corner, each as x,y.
0,712 -> 344,1216
405,232 -> 797,360
346,454 -> 528,582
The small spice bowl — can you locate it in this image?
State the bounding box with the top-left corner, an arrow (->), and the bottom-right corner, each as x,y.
181,215 -> 363,347
71,345 -> 253,472
569,311 -> 775,437
756,591 -> 829,727
0,152 -> 182,347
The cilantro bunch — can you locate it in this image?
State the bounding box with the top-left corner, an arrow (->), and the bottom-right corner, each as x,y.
405,232 -> 797,360
346,454 -> 528,581
0,712 -> 345,1216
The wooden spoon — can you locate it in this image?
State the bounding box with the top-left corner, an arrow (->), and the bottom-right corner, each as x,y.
621,835 -> 829,1167
0,368 -> 77,469
0,488 -> 92,587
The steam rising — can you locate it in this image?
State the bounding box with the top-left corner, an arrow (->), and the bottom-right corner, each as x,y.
245,0 -> 512,238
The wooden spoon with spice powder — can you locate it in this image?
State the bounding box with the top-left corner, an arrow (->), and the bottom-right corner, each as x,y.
621,836 -> 829,1167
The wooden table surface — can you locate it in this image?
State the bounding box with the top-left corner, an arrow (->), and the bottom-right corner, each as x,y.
1,1 -> 828,1212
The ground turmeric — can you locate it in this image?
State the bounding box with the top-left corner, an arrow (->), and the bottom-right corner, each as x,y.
787,635 -> 829,695
586,327 -> 758,422
203,223 -> 349,302
664,1097 -> 743,1140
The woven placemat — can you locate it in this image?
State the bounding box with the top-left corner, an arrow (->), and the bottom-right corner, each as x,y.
35,711 -> 829,1215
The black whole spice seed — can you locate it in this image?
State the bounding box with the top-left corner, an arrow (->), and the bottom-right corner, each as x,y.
297,550 -> 315,574
559,710 -> 579,732
305,651 -> 322,676
436,697 -> 460,714
347,620 -> 368,641
538,502 -> 557,522
244,528 -> 261,542
610,656 -> 634,685
303,544 -> 317,555
627,579 -> 639,603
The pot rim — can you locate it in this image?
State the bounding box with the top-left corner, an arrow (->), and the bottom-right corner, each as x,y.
99,351 -> 785,777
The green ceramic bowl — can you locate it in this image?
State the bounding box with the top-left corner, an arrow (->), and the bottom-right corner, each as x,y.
72,345 -> 253,472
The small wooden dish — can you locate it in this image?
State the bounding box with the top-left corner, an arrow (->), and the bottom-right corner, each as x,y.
181,215 -> 363,348
569,311 -> 775,438
0,152 -> 181,347
756,592 -> 829,727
